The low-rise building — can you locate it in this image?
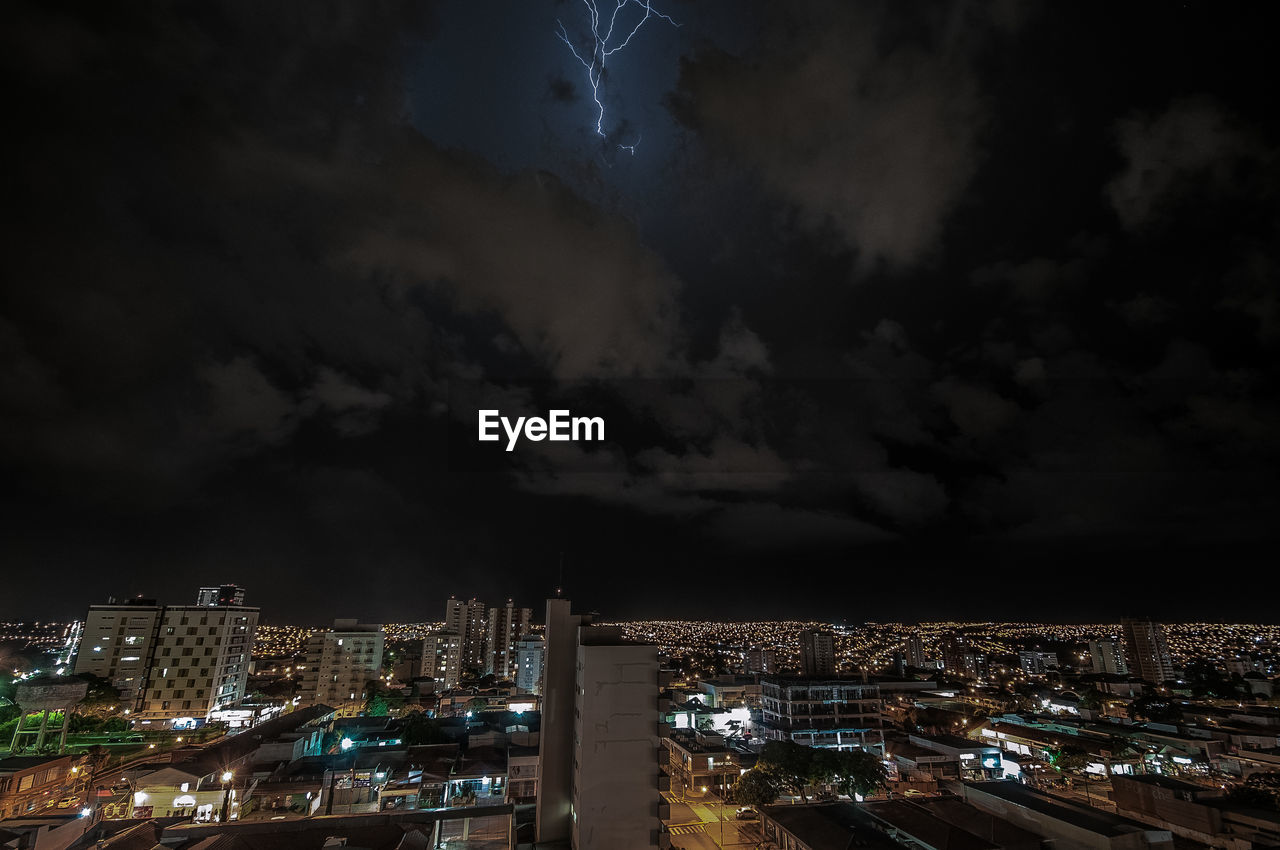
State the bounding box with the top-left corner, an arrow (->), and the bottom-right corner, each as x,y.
0,755 -> 77,821
662,728 -> 755,797
760,677 -> 883,751
959,780 -> 1175,849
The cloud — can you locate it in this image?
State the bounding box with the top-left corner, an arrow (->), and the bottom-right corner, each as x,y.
672,2 -> 1006,269
1107,97 -> 1265,229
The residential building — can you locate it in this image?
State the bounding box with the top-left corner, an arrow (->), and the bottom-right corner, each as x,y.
514,635 -> 544,693
444,597 -> 488,674
759,677 -> 883,751
195,585 -> 247,607
0,755 -> 77,821
798,629 -> 836,677
1018,651 -> 1059,677
535,598 -> 664,850
662,728 -> 755,797
298,619 -> 384,717
72,597 -> 164,711
1089,640 -> 1129,675
423,631 -> 463,690
745,646 -> 777,674
1121,618 -> 1175,684
138,604 -> 258,724
905,634 -> 926,668
1111,774 -> 1280,850
487,600 -> 532,679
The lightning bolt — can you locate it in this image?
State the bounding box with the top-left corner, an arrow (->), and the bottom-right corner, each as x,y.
556,0 -> 680,155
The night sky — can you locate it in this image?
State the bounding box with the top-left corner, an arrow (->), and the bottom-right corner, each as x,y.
3,1 -> 1278,624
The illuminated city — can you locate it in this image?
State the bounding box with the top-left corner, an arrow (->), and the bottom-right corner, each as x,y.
5,0 -> 1279,848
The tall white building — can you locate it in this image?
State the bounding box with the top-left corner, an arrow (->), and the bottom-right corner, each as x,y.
139,605 -> 257,723
299,619 -> 384,716
1121,618 -> 1175,684
74,594 -> 258,724
799,629 -> 836,677
444,597 -> 488,674
536,598 -> 663,850
73,599 -> 165,711
515,635 -> 544,693
1089,640 -> 1129,675
422,631 -> 463,690
487,600 -> 532,679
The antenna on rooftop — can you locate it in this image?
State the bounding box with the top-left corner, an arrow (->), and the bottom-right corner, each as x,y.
556,552 -> 564,598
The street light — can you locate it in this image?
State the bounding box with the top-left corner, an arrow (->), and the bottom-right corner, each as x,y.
220,771 -> 234,822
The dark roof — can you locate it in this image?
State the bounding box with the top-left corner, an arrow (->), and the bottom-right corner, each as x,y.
862,801 -> 999,850
0,754 -> 73,771
964,781 -> 1162,838
919,798 -> 1043,849
1115,773 -> 1206,793
760,803 -> 899,850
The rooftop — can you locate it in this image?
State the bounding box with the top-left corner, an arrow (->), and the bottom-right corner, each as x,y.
965,781 -> 1165,838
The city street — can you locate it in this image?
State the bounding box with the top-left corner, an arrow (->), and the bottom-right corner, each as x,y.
663,792 -> 761,849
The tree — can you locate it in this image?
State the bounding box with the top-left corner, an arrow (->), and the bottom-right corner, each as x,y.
400,712 -> 450,745
463,697 -> 488,715
1229,772 -> 1280,812
364,680 -> 390,716
1078,688 -> 1104,711
1128,693 -> 1183,723
731,767 -> 781,808
1047,745 -> 1091,775
759,741 -> 820,802
75,674 -> 123,719
817,749 -> 888,799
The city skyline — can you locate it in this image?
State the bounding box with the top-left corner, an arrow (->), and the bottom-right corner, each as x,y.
4,1 -> 1279,624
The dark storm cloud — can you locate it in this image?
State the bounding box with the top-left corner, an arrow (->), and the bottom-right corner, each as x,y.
3,0 -> 1279,621
670,0 -> 1022,270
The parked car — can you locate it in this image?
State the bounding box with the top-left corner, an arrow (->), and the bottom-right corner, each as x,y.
735,807 -> 758,820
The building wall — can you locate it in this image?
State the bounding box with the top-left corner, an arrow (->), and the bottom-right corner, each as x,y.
1121,619 -> 1174,684
573,636 -> 660,850
73,603 -> 164,711
139,606 -> 257,722
299,621 -> 383,716
422,632 -> 462,690
487,601 -> 532,679
515,636 -> 544,693
535,598 -> 586,845
798,631 -> 836,677
444,597 -> 488,674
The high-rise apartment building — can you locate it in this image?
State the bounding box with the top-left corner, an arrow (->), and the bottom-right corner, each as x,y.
487,599 -> 532,679
138,604 -> 257,723
444,597 -> 488,674
299,619 -> 384,716
798,629 -> 836,677
1089,640 -> 1129,675
536,598 -> 664,850
1121,617 -> 1175,684
73,598 -> 165,711
422,631 -> 463,690
195,585 -> 247,607
515,635 -> 544,693
905,635 -> 925,667
745,646 -> 777,674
